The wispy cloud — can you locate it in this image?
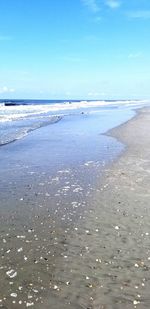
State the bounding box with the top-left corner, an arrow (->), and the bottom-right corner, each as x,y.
105,0 -> 121,9
127,10 -> 150,19
88,91 -> 105,96
81,0 -> 100,13
128,52 -> 142,59
0,86 -> 15,94
93,16 -> 102,23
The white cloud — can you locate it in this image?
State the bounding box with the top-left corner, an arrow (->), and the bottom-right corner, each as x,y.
127,10 -> 150,19
0,86 -> 15,94
88,91 -> 104,96
128,52 -> 142,59
81,0 -> 100,13
105,0 -> 121,9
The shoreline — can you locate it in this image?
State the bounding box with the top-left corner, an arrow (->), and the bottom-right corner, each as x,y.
105,106 -> 143,145
35,107 -> 150,308
103,106 -> 140,163
92,106 -> 150,308
0,106 -> 150,308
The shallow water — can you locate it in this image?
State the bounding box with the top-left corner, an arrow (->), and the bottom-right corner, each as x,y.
0,99 -> 144,146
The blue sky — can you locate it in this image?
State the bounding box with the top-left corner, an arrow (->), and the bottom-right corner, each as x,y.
0,0 -> 150,99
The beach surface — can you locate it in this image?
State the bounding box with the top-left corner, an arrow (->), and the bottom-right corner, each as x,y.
86,106 -> 150,309
0,107 -> 150,308
48,106 -> 150,309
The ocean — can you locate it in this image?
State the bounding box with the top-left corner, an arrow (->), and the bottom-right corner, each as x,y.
0,99 -> 147,146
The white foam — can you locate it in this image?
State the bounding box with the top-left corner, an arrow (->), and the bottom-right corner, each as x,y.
0,100 -> 147,124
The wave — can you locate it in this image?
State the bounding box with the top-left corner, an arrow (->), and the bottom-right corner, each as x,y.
0,99 -> 148,147
0,115 -> 62,146
0,99 -> 147,124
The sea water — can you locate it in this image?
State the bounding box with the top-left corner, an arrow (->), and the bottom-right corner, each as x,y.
0,99 -> 148,176
0,99 -> 147,146
0,98 -> 148,204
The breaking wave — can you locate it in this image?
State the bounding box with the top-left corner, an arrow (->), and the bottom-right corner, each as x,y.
0,99 -> 148,146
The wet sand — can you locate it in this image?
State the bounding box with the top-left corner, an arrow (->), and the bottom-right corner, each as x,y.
1,107 -> 150,308
79,107 -> 150,309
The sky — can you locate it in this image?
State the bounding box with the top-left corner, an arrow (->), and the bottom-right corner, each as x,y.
0,0 -> 150,100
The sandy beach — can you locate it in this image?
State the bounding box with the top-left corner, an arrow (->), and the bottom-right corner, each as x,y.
1,0 -> 150,307
42,106 -> 150,309
0,106 -> 150,308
